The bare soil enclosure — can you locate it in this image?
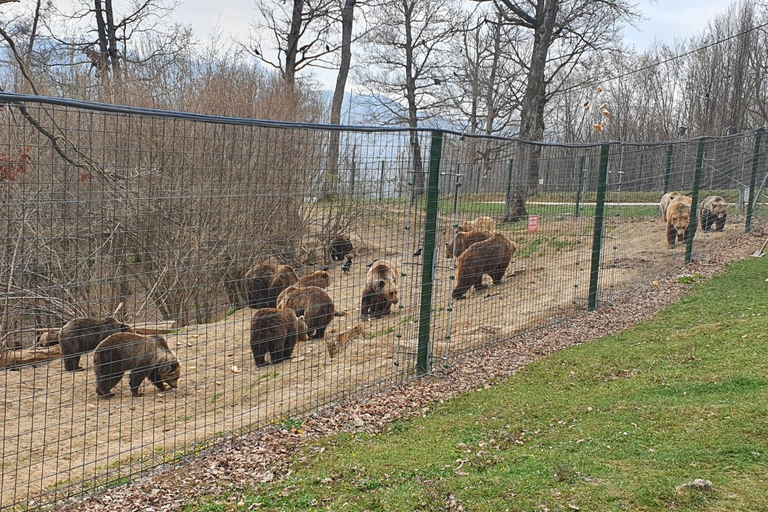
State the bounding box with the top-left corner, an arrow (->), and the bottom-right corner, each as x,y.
0,211 -> 747,509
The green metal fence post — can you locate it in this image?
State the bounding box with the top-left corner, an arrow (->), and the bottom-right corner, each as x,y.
575,154 -> 586,218
663,144 -> 673,194
505,158 -> 514,205
588,144 -> 610,311
416,130 -> 442,376
685,139 -> 706,264
378,160 -> 386,201
746,129 -> 764,232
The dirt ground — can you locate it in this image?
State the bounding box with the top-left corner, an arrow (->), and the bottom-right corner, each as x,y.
0,209 -> 746,509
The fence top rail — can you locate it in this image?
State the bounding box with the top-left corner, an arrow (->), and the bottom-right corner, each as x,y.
0,92 -> 763,149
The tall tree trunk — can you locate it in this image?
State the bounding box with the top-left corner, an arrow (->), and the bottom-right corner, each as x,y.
25,0 -> 42,63
284,0 -> 304,97
104,0 -> 122,80
504,0 -> 558,222
93,0 -> 110,83
324,0 -> 356,199
402,0 -> 425,197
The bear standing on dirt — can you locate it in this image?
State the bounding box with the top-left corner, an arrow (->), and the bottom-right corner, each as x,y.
445,228 -> 493,259
666,195 -> 693,248
659,191 -> 681,222
360,260 -> 400,320
330,236 -> 354,261
249,308 -> 309,366
452,234 -> 516,299
277,286 -> 343,339
245,261 -> 299,309
93,332 -> 181,398
59,317 -> 133,372
699,195 -> 728,232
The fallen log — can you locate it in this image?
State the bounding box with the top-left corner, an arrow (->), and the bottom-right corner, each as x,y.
1,345 -> 61,369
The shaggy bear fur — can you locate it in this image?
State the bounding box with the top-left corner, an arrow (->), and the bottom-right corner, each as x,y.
250,308 -> 308,366
452,233 -> 516,299
93,332 -> 181,398
296,270 -> 331,289
666,195 -> 693,248
245,261 -> 299,309
699,195 -> 728,232
277,286 -> 341,339
59,317 -> 133,372
366,259 -> 398,285
445,228 -> 493,259
360,279 -> 399,319
330,236 -> 354,261
659,191 -> 681,222
458,216 -> 496,232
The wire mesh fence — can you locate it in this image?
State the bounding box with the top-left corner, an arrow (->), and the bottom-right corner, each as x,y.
0,93 -> 766,510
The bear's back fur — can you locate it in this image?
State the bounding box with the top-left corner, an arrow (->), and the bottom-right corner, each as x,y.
699,195 -> 728,231
249,308 -> 307,366
659,191 -> 681,222
330,236 -> 354,261
366,260 -> 398,286
93,332 -> 180,398
453,233 -> 516,299
245,261 -> 299,309
277,286 -> 336,339
445,228 -> 493,258
59,316 -> 133,372
458,216 -> 496,232
296,270 -> 331,289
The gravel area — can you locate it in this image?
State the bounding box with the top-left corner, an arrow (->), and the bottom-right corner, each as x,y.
57,230 -> 765,512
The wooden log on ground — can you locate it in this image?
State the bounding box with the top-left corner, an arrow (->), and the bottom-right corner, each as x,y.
1,345 -> 61,369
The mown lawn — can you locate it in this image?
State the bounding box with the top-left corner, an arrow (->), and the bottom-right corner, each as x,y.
188,257 -> 768,512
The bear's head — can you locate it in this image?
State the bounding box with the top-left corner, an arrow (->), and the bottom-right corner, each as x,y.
377,280 -> 399,306
153,337 -> 181,390
712,200 -> 727,218
671,204 -> 691,241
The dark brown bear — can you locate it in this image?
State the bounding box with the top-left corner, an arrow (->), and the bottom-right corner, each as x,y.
452,234 -> 516,299
330,235 -> 354,261
296,270 -> 331,289
249,308 -> 309,366
59,317 -> 133,372
361,259 -> 399,319
245,261 -> 299,309
93,332 -> 181,398
360,279 -> 399,319
277,286 -> 342,339
444,228 -> 493,259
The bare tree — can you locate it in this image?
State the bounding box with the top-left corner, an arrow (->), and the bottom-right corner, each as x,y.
356,0 -> 463,197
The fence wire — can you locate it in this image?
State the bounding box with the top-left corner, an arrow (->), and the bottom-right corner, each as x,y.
0,93 -> 766,510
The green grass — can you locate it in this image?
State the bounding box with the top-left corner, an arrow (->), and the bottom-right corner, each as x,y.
437,200 -> 659,219
189,257 -> 768,512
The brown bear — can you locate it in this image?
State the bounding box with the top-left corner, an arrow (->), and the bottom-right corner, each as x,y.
250,308 -> 309,366
245,261 -> 299,309
699,195 -> 728,232
452,233 -> 516,299
659,191 -> 681,222
458,216 -> 496,232
666,195 -> 693,248
59,317 -> 133,372
93,332 -> 181,398
360,279 -> 399,319
330,235 -> 354,261
276,286 -> 342,339
296,270 -> 331,289
37,329 -> 60,347
366,259 -> 398,285
445,228 -> 493,259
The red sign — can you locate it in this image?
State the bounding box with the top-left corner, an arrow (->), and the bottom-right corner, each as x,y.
528,215 -> 540,233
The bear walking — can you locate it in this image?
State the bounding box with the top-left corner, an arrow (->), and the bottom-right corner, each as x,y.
666,195 -> 693,248
93,332 -> 181,398
277,286 -> 341,339
452,234 -> 516,299
245,261 -> 299,309
699,195 -> 727,232
59,317 -> 133,372
249,308 -> 308,366
659,191 -> 681,222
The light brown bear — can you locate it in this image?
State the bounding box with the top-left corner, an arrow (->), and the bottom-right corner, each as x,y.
445,228 -> 493,259
249,308 -> 309,366
659,191 -> 681,222
699,195 -> 728,232
296,269 -> 331,289
666,195 -> 693,248
452,233 -> 516,299
93,332 -> 181,398
277,286 -> 342,339
458,216 -> 496,232
245,261 -> 299,309
59,316 -> 133,372
361,259 -> 399,319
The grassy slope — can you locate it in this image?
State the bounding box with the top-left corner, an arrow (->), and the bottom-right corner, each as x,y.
190,257 -> 768,512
